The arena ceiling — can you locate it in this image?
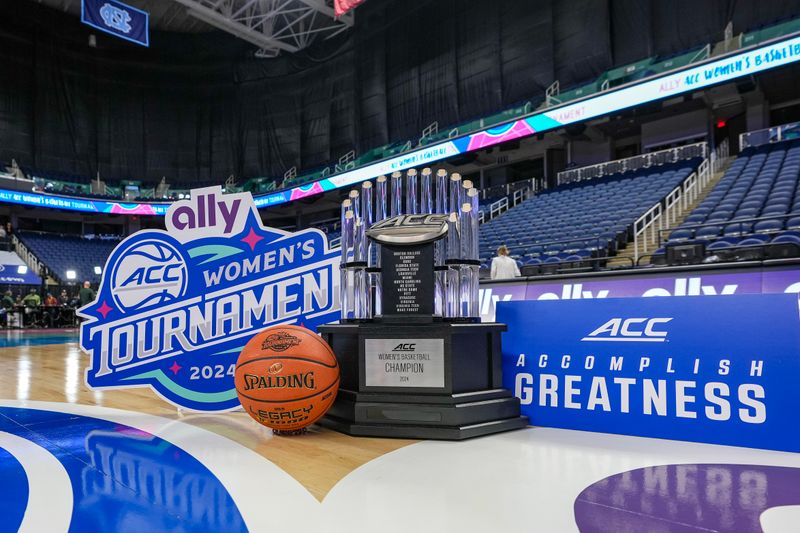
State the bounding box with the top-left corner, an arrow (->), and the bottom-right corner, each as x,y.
31,0 -> 353,55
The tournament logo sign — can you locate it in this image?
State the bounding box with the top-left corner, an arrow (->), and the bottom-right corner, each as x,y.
79,186 -> 340,411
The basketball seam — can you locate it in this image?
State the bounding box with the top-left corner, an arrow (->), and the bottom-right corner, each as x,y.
236,355 -> 339,369
237,376 -> 340,404
272,325 -> 338,360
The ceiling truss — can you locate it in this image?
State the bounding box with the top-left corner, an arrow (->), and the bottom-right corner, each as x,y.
170,0 -> 353,56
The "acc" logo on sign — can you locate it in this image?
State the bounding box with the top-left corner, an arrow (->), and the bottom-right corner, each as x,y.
581,318 -> 673,343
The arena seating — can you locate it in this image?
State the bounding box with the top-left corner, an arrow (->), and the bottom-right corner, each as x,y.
479,159 -> 702,269
16,232 -> 121,283
658,139 -> 800,261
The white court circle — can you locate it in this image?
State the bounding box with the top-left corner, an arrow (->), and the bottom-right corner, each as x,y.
2,401 -> 800,533
0,430 -> 73,533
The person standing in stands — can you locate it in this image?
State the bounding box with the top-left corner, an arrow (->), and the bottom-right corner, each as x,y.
79,281 -> 96,307
22,288 -> 41,327
491,245 -> 521,280
0,290 -> 13,327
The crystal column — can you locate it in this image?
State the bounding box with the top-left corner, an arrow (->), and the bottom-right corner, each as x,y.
390,171 -> 403,217
405,168 -> 418,214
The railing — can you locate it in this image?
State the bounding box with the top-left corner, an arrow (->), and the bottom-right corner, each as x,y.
480,177 -> 539,201
739,121 -> 800,150
489,197 -> 509,219
512,187 -> 530,207
633,153 -> 715,262
638,240 -> 800,267
633,202 -> 664,262
12,235 -> 45,279
692,43 -> 711,62
478,178 -> 538,223
519,254 -> 634,277
500,235 -> 613,258
711,138 -> 730,172
557,142 -> 708,185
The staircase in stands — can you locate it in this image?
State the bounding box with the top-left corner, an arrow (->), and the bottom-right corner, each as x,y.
608,153 -> 734,267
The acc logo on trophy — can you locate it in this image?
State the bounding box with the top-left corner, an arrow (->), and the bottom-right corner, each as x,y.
366,214 -> 449,245
78,186 -> 340,411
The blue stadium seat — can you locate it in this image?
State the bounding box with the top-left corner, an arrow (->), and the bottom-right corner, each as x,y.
754,219 -> 784,233
738,235 -> 770,246
676,140 -> 800,247
668,228 -> 694,241
696,225 -> 722,240
771,234 -> 800,245
17,232 -> 120,283
707,240 -> 733,250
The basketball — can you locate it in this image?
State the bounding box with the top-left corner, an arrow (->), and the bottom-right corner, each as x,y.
235,325 -> 340,432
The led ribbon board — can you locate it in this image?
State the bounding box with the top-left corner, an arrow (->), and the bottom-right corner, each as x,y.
0,187 -> 169,215
79,186 -> 340,411
81,0 -> 149,47
253,34 -> 800,206
6,35 -> 800,215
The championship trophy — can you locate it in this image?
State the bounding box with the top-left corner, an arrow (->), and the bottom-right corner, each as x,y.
319,168 -> 527,439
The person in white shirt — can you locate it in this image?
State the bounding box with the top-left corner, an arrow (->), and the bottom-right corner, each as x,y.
491,245 -> 521,279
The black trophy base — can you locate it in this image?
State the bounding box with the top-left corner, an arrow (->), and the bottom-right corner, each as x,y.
320,414 -> 529,440
317,321 -> 529,440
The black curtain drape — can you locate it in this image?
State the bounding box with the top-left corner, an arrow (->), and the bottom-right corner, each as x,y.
0,0 -> 799,184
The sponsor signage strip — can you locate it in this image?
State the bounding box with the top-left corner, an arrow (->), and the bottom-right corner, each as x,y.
476,266 -> 800,322
8,34 -> 800,215
499,294 -> 800,452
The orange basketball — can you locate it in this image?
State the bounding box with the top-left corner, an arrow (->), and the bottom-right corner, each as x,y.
235,325 -> 340,432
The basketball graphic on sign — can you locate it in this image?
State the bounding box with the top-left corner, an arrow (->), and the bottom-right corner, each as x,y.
109,238 -> 188,312
235,325 -> 340,432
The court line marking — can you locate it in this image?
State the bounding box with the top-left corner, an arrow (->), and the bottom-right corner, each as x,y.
4,401 -> 800,533
761,505 -> 800,533
0,400 -> 319,533
0,430 -> 73,533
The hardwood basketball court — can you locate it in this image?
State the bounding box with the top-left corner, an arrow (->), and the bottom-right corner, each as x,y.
1,330 -> 798,532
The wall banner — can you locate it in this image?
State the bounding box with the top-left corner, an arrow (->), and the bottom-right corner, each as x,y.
82,0 -> 149,47
499,294 -> 800,452
79,187 -> 340,411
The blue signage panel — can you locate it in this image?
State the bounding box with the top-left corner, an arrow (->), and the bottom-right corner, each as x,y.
499,294 -> 800,452
0,265 -> 42,285
81,0 -> 149,47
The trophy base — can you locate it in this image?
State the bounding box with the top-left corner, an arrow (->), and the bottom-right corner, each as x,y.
319,414 -> 529,440
318,321 -> 528,440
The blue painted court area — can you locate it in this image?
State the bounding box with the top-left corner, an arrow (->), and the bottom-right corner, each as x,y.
0,330 -> 78,347
0,407 -> 247,533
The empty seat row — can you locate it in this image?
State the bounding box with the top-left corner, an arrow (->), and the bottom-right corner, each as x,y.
480,158 -> 702,264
